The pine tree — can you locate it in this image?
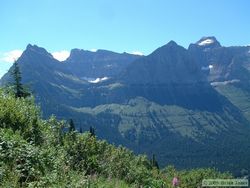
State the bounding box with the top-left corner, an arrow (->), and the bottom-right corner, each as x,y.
79,127 -> 83,133
11,61 -> 30,98
89,126 -> 95,137
69,119 -> 75,132
151,154 -> 159,169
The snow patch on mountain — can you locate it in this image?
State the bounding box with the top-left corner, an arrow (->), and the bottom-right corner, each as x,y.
83,77 -> 109,83
201,65 -> 213,70
211,79 -> 240,86
89,77 -> 109,83
198,39 -> 214,46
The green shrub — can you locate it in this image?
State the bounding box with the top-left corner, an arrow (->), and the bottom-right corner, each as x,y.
0,129 -> 43,185
0,91 -> 42,144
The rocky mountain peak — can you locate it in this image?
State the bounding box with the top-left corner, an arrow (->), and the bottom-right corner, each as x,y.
25,44 -> 52,57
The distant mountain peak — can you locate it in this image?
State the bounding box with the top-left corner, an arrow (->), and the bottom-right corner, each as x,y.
26,44 -> 45,51
67,48 -> 140,63
25,44 -> 53,58
26,43 -> 34,49
69,48 -> 87,55
195,36 -> 221,48
69,48 -> 115,56
166,40 -> 178,47
150,40 -> 185,57
67,48 -> 110,61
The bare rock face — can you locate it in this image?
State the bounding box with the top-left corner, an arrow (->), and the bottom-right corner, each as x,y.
121,41 -> 205,84
188,37 -> 250,82
65,48 -> 140,78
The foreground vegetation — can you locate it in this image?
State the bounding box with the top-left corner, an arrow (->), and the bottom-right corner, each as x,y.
0,88 -> 234,187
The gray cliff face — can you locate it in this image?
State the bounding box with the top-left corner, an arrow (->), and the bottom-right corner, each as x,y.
121,41 -> 205,84
65,48 -> 140,78
188,36 -> 250,82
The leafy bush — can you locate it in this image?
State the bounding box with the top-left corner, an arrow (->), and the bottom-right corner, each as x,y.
0,90 -> 42,144
0,129 -> 43,185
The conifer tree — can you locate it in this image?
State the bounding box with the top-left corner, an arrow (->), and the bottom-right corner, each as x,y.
89,126 -> 95,137
79,127 -> 83,133
11,61 -> 30,98
151,154 -> 159,169
69,119 -> 75,132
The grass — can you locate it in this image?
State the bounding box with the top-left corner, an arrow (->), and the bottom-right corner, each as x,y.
73,97 -> 238,140
215,84 -> 250,121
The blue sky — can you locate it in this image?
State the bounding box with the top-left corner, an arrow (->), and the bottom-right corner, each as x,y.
0,0 -> 250,77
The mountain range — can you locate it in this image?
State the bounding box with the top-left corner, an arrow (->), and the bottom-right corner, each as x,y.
1,36 -> 250,175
